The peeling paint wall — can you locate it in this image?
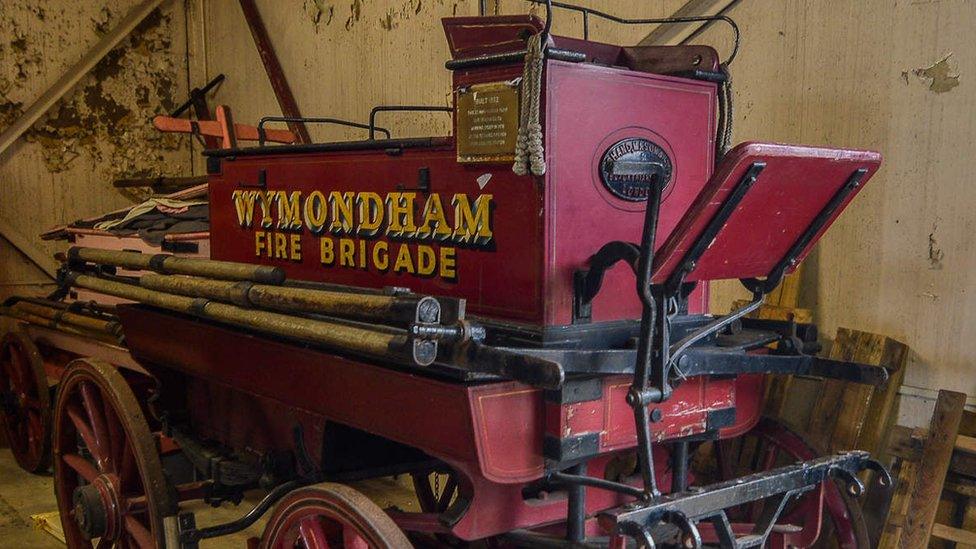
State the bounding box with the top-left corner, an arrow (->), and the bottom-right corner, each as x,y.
700,0 -> 976,400
0,1 -> 191,294
196,0 -> 690,143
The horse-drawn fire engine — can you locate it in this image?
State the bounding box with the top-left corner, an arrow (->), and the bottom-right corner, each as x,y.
0,2 -> 892,547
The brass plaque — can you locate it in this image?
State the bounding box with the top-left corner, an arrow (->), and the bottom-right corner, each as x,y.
456,82 -> 520,163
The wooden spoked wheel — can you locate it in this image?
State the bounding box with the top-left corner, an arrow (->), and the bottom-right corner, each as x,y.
712,417 -> 870,548
0,330 -> 52,473
260,483 -> 411,549
53,358 -> 177,549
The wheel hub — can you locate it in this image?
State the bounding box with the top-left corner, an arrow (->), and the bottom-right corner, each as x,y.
72,474 -> 121,540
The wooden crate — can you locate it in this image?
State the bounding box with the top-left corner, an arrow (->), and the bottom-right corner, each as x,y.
880,391 -> 974,548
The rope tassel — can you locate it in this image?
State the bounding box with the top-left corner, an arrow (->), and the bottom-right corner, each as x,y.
513,33 -> 547,177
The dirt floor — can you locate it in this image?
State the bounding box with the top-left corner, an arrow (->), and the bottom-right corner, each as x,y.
0,448 -> 419,547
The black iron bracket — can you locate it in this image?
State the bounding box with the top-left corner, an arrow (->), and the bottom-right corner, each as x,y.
741,167 -> 868,296
601,451 -> 891,548
573,241 -> 640,323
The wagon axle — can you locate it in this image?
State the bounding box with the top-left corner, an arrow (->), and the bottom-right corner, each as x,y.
71,474 -> 122,541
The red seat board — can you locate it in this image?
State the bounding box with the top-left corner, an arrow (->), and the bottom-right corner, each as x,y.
652,142 -> 882,284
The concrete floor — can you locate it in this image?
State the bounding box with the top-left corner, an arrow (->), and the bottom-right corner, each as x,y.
0,448 -> 419,547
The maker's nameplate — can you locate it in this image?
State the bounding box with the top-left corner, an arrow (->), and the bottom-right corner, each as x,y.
456,82 -> 519,163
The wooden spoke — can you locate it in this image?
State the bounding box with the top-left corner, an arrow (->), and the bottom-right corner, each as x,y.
124,515 -> 155,549
66,401 -> 109,470
0,331 -> 51,473
53,358 -> 177,549
80,381 -> 114,471
260,483 -> 410,549
62,453 -> 99,483
342,523 -> 369,549
299,516 -> 331,549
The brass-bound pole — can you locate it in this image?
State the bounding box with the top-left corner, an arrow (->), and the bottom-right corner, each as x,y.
0,307 -> 121,344
137,273 -> 437,324
12,301 -> 122,336
68,272 -> 413,363
68,247 -> 285,284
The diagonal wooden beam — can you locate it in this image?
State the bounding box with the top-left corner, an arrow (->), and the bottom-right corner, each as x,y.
638,0 -> 738,46
900,390 -> 967,548
0,0 -> 165,158
0,217 -> 58,279
238,0 -> 312,144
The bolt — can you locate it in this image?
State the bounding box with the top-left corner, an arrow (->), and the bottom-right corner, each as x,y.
416,298 -> 440,324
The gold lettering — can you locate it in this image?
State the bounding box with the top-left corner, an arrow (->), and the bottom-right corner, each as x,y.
415,194 -> 453,240
232,190 -> 259,227
257,191 -> 279,229
320,238 -> 335,264
385,192 -> 417,237
452,194 -> 493,244
393,244 -> 415,273
355,192 -> 384,237
276,191 -> 303,230
303,190 -> 328,234
290,234 -> 302,261
255,231 -> 266,256
329,191 -> 355,234
439,247 -> 457,279
274,233 -> 288,259
417,245 -> 436,276
339,238 -> 355,266
372,241 -> 389,271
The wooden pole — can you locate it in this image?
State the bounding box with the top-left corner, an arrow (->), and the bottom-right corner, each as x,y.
638,0 -> 738,46
0,0 -> 165,158
238,0 -> 312,144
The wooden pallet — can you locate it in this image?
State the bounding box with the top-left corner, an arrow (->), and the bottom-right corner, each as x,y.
880,390 -> 973,548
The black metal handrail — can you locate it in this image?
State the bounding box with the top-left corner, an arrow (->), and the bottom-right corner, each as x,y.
524,0 -> 740,65
368,106 -> 454,140
256,116 -> 390,145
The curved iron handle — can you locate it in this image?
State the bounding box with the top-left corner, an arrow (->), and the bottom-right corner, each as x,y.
256,116 -> 391,145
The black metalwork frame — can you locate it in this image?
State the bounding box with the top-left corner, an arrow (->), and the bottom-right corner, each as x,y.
523,0 -> 740,65
529,161 -> 887,547
256,115 -> 391,145
368,106 -> 454,140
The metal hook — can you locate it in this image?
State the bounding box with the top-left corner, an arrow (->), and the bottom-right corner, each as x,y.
662,510 -> 702,549
863,458 -> 894,489
617,521 -> 657,549
829,464 -> 865,497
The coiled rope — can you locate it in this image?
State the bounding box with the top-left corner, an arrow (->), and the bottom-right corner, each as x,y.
513,33 -> 547,177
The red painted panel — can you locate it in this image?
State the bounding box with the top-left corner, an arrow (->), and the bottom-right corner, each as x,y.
543,61 -> 717,324
208,146 -> 547,322
653,142 -> 882,283
117,306 -> 479,463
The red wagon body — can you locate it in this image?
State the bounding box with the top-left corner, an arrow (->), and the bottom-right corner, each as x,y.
0,6 -> 894,549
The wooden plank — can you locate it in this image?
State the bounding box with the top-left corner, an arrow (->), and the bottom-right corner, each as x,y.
879,458 -> 919,549
238,0 -> 312,144
0,0 -> 164,157
962,502 -> 976,549
805,327 -> 857,449
853,337 -> 909,456
638,0 -> 738,46
931,523 -> 976,545
899,390 -> 967,549
0,216 -> 57,279
830,330 -> 908,453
